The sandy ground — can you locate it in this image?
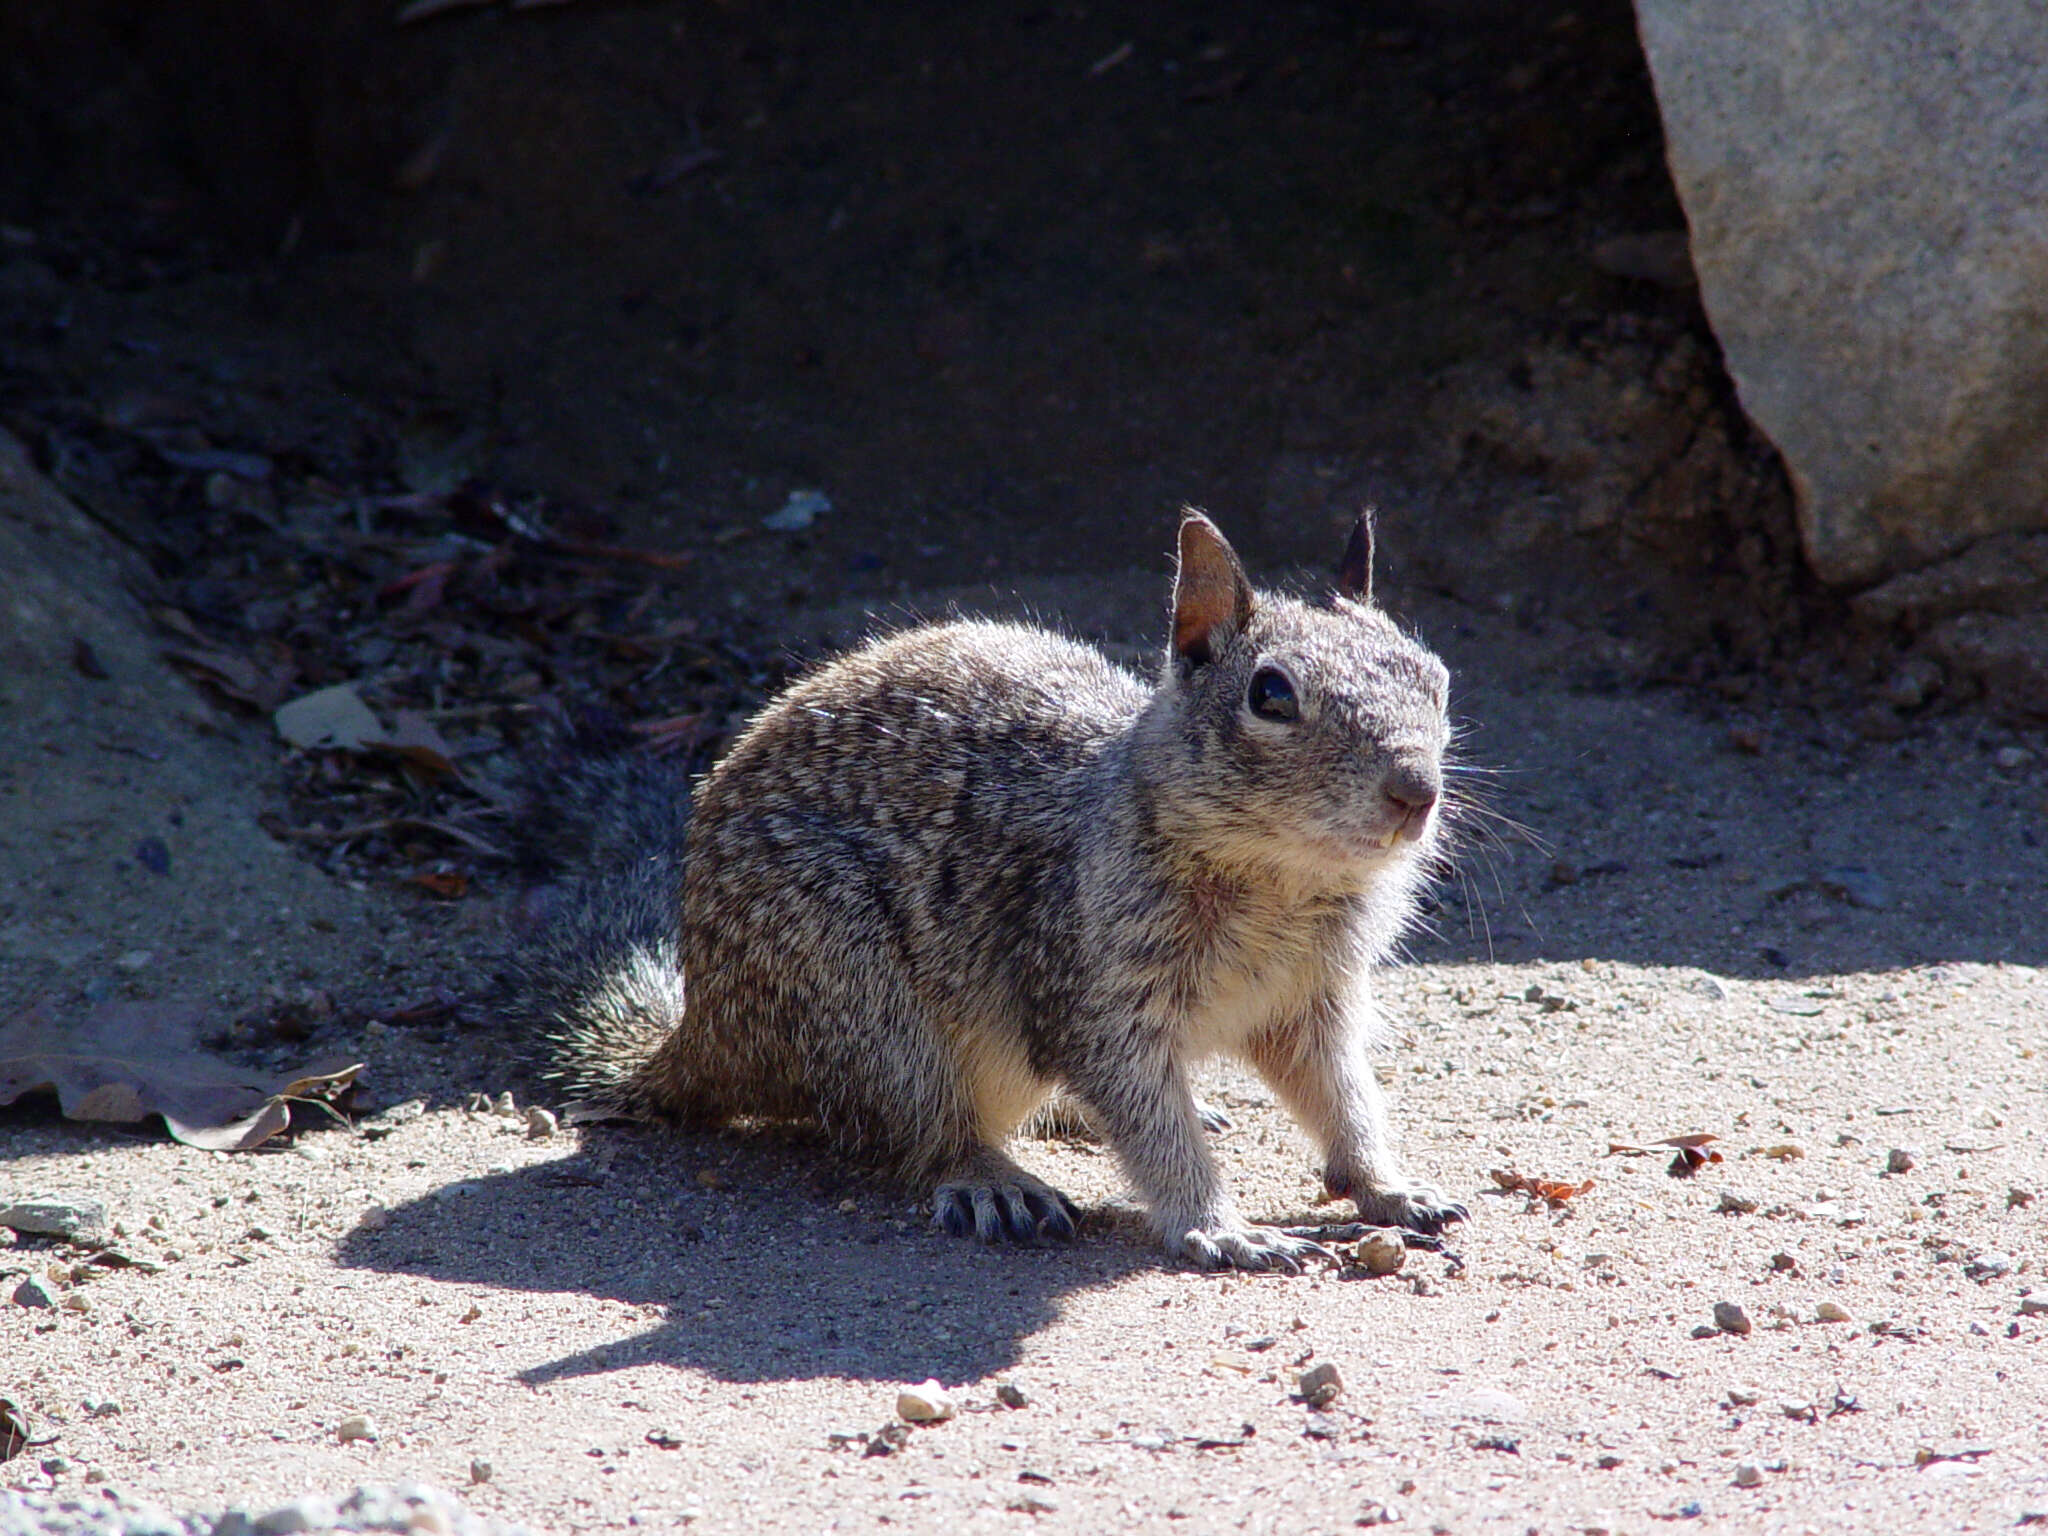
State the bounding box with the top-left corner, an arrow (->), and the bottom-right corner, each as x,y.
5,507 -> 2046,1533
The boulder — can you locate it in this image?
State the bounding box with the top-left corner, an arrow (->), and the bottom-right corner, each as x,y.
1634,2 -> 2048,586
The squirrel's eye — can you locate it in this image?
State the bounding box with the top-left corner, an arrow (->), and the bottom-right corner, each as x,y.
1247,666 -> 1298,722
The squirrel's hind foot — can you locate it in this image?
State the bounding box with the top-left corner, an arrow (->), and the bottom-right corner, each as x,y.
1167,1221 -> 1336,1274
932,1152 -> 1082,1246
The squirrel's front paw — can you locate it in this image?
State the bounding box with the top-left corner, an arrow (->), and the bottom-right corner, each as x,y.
1166,1220 -> 1335,1274
933,1171 -> 1082,1245
1343,1180 -> 1468,1235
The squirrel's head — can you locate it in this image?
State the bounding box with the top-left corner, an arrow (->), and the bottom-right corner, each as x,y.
1149,509 -> 1450,887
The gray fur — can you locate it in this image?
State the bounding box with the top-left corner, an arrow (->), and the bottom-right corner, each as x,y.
510,512 -> 1466,1269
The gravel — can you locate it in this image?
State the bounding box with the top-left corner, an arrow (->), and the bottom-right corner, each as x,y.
0,1486 -> 531,1536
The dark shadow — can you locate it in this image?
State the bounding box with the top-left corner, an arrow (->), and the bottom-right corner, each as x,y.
332,1124 -> 1152,1386
1396,617 -> 2048,980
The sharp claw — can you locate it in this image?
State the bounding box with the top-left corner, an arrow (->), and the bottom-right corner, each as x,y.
935,1192 -> 972,1238
999,1187 -> 1039,1242
972,1188 -> 1005,1244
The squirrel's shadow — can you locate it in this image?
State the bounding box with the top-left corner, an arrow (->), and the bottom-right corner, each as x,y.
333,1124 -> 1148,1386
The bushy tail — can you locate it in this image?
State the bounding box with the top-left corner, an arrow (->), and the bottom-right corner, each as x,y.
500,757 -> 692,1119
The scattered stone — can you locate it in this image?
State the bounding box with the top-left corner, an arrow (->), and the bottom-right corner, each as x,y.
1717,1190 -> 1759,1215
1733,1463 -> 1764,1489
1965,1251 -> 2015,1281
1684,972 -> 1732,1004
335,1413 -> 380,1444
1769,1253 -> 1798,1273
1814,1301 -> 1852,1324
763,488 -> 831,532
254,1495 -> 339,1534
1297,1362 -> 1344,1409
1713,1301 -> 1753,1337
470,1459 -> 493,1484
358,1100 -> 426,1141
1817,866 -> 1890,910
1885,1147 -> 1918,1174
994,1382 -> 1029,1409
12,1276 -> 56,1309
1352,1229 -> 1407,1277
2018,1298 -> 2048,1318
1725,1386 -> 1763,1407
864,1422 -> 912,1457
1760,1143 -> 1805,1161
60,1293 -> 89,1314
895,1380 -> 957,1424
1879,656 -> 1944,710
1355,1499 -> 1402,1527
1994,744 -> 2036,772
1690,1324 -> 1720,1340
524,1106 -> 558,1140
0,1198 -> 111,1244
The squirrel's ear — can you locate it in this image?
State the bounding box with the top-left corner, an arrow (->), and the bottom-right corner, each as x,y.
1336,507 -> 1375,605
1173,510 -> 1255,667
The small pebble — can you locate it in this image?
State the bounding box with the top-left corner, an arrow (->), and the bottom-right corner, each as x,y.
254,1495 -> 338,1534
1713,1301 -> 1753,1336
896,1380 -> 957,1424
1717,1190 -> 1759,1214
0,1198 -> 111,1244
1353,1229 -> 1407,1277
1769,1252 -> 1798,1272
1993,745 -> 2035,772
1297,1361 -> 1344,1408
1965,1251 -> 2015,1281
1761,1143 -> 1805,1161
524,1105 -> 558,1140
1725,1386 -> 1763,1406
1885,1147 -> 1918,1174
470,1459 -> 493,1484
1733,1463 -> 1763,1489
994,1382 -> 1030,1409
12,1276 -> 56,1309
1814,1301 -> 1852,1323
335,1413 -> 380,1444
2017,1298 -> 2048,1318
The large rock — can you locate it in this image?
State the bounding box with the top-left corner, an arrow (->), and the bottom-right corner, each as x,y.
1634,3 -> 2048,586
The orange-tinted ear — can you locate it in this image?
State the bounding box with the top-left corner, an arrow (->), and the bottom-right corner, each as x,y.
1173,510 -> 1255,667
1336,507 -> 1375,604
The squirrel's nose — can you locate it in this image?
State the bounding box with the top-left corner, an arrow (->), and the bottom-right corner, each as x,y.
1383,762 -> 1441,835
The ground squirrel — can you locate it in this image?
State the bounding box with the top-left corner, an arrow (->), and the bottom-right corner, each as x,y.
507,511 -> 1467,1270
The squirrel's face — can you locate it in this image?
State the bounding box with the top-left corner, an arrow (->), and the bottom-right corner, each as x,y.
1170,595 -> 1451,882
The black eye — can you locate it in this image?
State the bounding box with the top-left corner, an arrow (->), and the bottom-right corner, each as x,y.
1247,665 -> 1298,722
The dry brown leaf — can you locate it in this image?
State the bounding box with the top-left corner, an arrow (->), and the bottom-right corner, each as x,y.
408,867 -> 469,899
1608,1131 -> 1725,1176
275,684 -> 385,751
165,644 -> 294,711
363,710 -> 462,780
0,998 -> 360,1151
1489,1168 -> 1595,1205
